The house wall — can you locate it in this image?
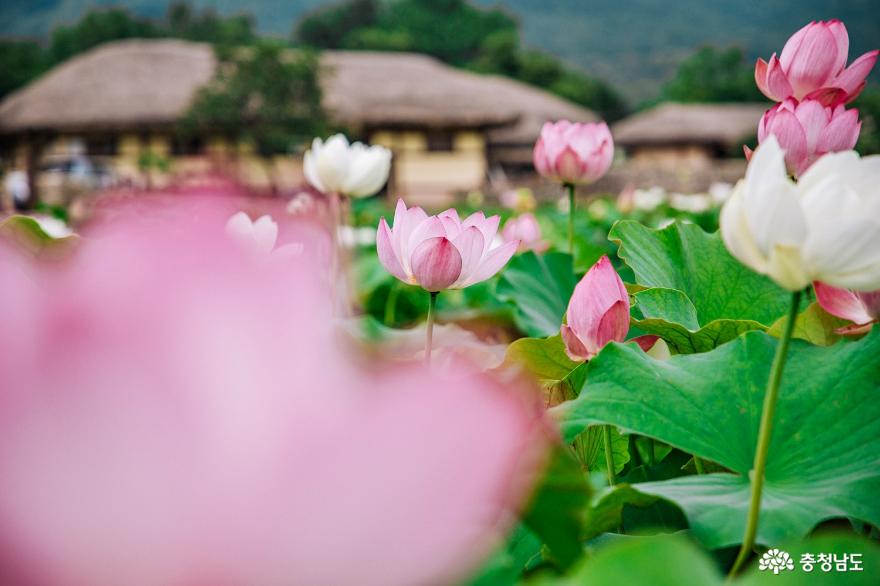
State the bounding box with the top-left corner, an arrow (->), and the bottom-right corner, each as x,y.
9,132 -> 306,198
626,144 -> 716,170
370,129 -> 487,205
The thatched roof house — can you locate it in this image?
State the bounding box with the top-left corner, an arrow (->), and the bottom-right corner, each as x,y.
601,102 -> 769,194
613,102 -> 768,156
0,39 -> 594,146
0,39 -> 598,201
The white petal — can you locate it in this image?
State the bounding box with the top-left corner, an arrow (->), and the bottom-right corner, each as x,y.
251,215 -> 278,254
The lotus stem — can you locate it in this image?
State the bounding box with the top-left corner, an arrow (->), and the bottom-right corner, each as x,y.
426,291 -> 439,365
694,456 -> 706,475
728,290 -> 802,577
384,282 -> 401,326
603,424 -> 615,486
566,183 -> 575,258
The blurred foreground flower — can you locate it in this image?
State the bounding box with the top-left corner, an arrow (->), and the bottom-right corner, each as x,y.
755,98 -> 860,176
560,256 -> 630,362
755,20 -> 878,104
721,136 -> 880,291
0,206 -> 547,586
377,199 -> 517,292
304,134 -> 391,198
502,213 -> 548,253
814,281 -> 880,335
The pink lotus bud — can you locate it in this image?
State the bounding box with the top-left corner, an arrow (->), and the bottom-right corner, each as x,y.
757,98 -> 860,176
501,213 -> 548,253
814,281 -> 880,335
755,20 -> 878,104
533,120 -> 614,185
560,256 -> 630,361
377,200 -> 518,291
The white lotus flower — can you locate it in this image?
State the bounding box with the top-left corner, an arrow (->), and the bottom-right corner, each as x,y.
720,135 -> 880,291
304,134 -> 392,198
226,212 -> 278,255
225,212 -> 303,259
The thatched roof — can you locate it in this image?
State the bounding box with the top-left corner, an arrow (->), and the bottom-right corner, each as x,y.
613,102 -> 769,148
484,75 -> 597,145
321,51 -> 518,129
0,40 -> 217,132
0,39 -> 595,142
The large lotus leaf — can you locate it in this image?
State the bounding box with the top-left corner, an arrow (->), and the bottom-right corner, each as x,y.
610,221 -> 790,352
767,302 -> 849,346
529,533 -> 880,586
0,215 -> 77,260
631,287 -> 769,353
522,446 -> 592,568
503,335 -> 587,405
551,329 -> 880,549
496,251 -> 577,338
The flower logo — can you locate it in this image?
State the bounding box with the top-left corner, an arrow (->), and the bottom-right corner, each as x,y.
759,549 -> 795,574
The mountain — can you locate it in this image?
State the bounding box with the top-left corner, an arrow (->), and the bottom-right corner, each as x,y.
2,0 -> 878,101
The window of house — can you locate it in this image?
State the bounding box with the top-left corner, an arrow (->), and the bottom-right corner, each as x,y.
426,130 -> 454,152
85,135 -> 119,156
171,136 -> 205,156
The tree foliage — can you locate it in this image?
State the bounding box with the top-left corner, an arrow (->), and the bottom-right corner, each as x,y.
661,46 -> 764,103
294,0 -> 628,120
181,41 -> 329,156
0,40 -> 50,99
0,2 -> 258,99
853,85 -> 880,155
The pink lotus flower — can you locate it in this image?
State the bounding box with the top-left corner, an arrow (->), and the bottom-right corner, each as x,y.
755,20 -> 878,105
560,256 -> 630,361
756,98 -> 860,176
0,205 -> 548,586
533,120 -> 614,185
814,281 -> 880,335
377,199 -> 519,292
502,213 -> 549,253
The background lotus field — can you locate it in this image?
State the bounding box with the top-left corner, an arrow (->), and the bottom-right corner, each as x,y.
0,2 -> 879,586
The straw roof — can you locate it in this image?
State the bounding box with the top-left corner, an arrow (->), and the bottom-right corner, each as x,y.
613,102 -> 769,148
484,75 -> 597,145
321,51 -> 518,129
0,40 -> 217,132
0,39 -> 595,139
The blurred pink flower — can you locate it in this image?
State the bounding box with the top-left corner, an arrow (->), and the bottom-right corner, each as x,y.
814,281 -> 880,335
755,20 -> 878,104
502,214 -> 549,253
377,199 -> 518,291
756,98 -> 860,176
0,206 -> 547,586
560,256 -> 630,361
533,120 -> 614,185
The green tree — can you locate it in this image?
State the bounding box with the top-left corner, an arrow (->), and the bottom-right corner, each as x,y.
166,1 -> 256,47
181,41 -> 329,156
854,85 -> 880,155
294,0 -> 380,49
49,8 -> 159,64
295,0 -> 627,121
0,40 -> 50,99
661,46 -> 764,103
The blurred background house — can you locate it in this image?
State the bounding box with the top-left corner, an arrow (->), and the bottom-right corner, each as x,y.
0,0 -> 878,212
0,39 -> 596,207
606,102 -> 767,193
